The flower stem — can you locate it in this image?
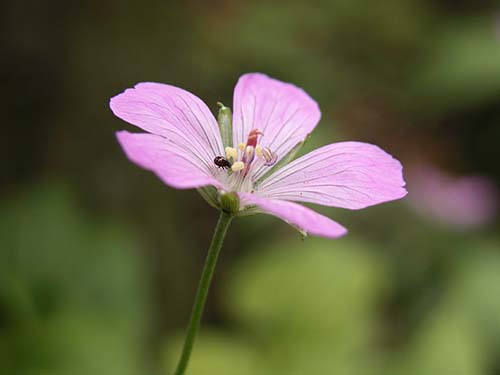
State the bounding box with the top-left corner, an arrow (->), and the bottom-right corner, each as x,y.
174,211 -> 233,375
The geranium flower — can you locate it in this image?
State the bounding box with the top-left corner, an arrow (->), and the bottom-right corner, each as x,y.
408,164 -> 498,229
110,73 -> 407,238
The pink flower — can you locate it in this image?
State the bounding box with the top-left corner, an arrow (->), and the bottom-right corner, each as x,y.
110,73 -> 407,238
408,165 -> 498,229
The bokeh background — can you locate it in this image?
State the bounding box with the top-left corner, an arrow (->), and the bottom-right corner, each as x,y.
2,0 -> 500,374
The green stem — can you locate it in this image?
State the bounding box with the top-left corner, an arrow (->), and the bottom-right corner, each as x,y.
174,211 -> 233,375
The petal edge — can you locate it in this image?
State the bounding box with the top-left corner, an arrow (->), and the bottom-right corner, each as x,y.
259,141 -> 407,210
116,131 -> 223,190
110,82 -> 224,168
232,73 -> 321,179
239,193 -> 347,239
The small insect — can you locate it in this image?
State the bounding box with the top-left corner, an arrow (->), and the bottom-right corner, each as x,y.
214,156 -> 231,169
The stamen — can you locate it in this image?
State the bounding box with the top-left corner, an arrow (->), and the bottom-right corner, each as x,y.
255,145 -> 262,158
225,147 -> 238,161
231,161 -> 245,172
223,130 -> 273,192
243,145 -> 255,164
261,147 -> 278,166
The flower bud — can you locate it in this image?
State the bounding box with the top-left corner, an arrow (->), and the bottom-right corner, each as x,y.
217,102 -> 233,149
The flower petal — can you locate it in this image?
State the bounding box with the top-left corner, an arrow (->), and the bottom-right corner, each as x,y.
110,82 -> 224,168
232,73 -> 321,179
239,193 -> 347,238
258,142 -> 407,210
116,131 -> 223,189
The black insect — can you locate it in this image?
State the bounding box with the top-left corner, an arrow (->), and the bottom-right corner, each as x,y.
214,156 -> 231,169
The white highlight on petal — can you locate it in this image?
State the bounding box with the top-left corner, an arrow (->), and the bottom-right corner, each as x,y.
225,147 -> 238,161
231,161 -> 245,172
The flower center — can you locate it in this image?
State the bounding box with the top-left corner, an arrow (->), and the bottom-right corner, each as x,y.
213,129 -> 278,192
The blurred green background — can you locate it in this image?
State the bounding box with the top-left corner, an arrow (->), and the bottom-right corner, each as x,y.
2,0 -> 500,374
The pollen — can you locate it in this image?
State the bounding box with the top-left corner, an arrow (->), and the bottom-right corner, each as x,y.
225,147 -> 238,161
238,143 -> 246,152
255,145 -> 262,158
231,161 -> 245,172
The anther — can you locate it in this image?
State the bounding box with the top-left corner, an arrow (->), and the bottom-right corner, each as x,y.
231,161 -> 245,172
238,143 -> 246,152
255,145 -> 262,158
225,147 -> 238,161
243,145 -> 255,164
261,147 -> 278,166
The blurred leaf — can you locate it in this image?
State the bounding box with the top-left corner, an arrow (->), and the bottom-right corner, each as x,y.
448,243 -> 500,349
164,331 -> 261,375
164,237 -> 388,374
0,184 -> 147,374
226,237 -> 386,334
410,20 -> 500,111
403,309 -> 485,375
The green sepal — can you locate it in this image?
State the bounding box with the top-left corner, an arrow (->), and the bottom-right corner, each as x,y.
217,102 -> 233,149
219,191 -> 240,214
235,204 -> 261,217
256,133 -> 311,185
197,186 -> 220,209
290,224 -> 308,240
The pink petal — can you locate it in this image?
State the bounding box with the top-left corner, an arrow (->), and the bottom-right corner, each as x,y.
258,142 -> 407,210
110,82 -> 224,167
116,131 -> 223,189
232,73 -> 321,179
239,193 -> 347,238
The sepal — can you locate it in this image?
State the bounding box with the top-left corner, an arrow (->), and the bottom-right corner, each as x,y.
197,186 -> 220,209
219,191 -> 240,214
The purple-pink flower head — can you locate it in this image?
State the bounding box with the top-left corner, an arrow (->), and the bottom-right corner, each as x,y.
110,73 -> 407,238
408,165 -> 498,230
